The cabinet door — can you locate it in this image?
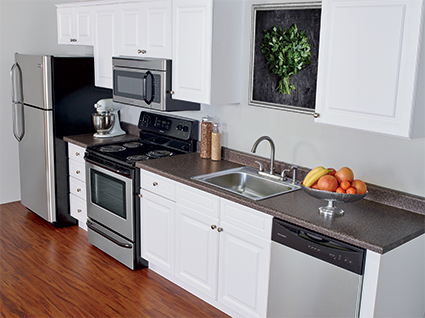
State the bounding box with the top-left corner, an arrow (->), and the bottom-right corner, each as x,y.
93,4 -> 117,88
141,0 -> 172,58
141,190 -> 175,275
116,2 -> 143,57
217,222 -> 271,318
175,203 -> 219,298
172,0 -> 212,103
74,6 -> 93,45
57,7 -> 74,44
315,0 -> 424,138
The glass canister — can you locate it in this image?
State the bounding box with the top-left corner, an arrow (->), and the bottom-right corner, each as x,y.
200,116 -> 212,158
211,123 -> 221,161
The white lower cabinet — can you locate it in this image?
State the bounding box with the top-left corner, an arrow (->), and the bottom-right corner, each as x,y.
141,189 -> 175,275
140,170 -> 272,318
68,143 -> 87,230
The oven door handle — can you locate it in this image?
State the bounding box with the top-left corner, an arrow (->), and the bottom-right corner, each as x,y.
87,219 -> 133,249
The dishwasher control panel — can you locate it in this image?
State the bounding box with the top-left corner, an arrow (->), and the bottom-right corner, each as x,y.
272,218 -> 365,275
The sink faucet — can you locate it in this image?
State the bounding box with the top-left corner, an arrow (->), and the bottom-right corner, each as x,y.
251,136 -> 275,175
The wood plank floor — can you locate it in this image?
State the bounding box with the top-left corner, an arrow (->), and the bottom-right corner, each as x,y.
0,201 -> 229,318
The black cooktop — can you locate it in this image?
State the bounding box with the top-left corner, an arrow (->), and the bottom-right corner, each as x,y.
85,111 -> 199,169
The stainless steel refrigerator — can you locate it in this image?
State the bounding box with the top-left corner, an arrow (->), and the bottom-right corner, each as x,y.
11,53 -> 112,226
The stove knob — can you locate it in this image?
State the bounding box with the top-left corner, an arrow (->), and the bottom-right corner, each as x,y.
183,126 -> 189,132
177,124 -> 183,131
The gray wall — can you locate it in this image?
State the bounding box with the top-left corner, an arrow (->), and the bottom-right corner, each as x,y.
1,0 -> 424,205
0,0 -> 91,204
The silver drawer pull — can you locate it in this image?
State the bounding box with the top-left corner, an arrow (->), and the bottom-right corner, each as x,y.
76,170 -> 81,174
77,188 -> 81,192
153,182 -> 158,186
77,209 -> 82,213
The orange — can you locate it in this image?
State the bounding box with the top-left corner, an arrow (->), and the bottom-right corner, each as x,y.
317,175 -> 338,192
335,167 -> 354,183
346,187 -> 357,194
336,187 -> 346,194
351,179 -> 367,194
340,181 -> 351,190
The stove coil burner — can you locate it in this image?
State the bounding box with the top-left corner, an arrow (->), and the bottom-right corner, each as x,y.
99,145 -> 126,153
147,150 -> 173,159
123,142 -> 144,148
126,155 -> 150,162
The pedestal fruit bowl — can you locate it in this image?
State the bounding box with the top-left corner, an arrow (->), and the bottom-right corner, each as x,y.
302,185 -> 367,216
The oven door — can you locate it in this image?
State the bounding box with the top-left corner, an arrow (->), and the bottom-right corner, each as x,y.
86,162 -> 134,241
113,66 -> 164,110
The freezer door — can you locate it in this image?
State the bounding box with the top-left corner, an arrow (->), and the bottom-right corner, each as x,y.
14,54 -> 52,110
19,106 -> 56,223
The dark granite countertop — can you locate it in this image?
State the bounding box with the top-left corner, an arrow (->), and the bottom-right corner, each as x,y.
135,153 -> 425,254
63,133 -> 139,148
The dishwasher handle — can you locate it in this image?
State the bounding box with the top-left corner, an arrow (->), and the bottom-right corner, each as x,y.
272,218 -> 365,275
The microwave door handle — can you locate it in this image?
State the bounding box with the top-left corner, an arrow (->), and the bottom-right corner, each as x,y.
10,63 -> 25,142
143,71 -> 154,105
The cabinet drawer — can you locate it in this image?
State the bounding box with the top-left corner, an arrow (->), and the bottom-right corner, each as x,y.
69,177 -> 86,201
142,170 -> 176,201
220,199 -> 272,240
69,159 -> 86,182
70,193 -> 87,225
176,182 -> 220,218
68,143 -> 85,163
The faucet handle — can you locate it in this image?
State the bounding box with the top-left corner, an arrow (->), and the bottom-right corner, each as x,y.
254,161 -> 264,172
280,168 -> 290,181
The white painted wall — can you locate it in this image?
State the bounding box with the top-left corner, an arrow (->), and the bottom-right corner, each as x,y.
121,0 -> 425,198
0,0 -> 92,204
1,0 -> 424,205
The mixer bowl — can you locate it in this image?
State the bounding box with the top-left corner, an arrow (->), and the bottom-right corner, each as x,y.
92,112 -> 115,135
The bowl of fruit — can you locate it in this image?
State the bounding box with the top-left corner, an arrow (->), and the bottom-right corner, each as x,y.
301,166 -> 368,216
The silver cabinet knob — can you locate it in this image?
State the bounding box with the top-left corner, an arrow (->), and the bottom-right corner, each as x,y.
75,152 -> 80,156
138,194 -> 143,198
313,113 -> 320,118
211,225 -> 217,230
217,227 -> 223,232
77,188 -> 81,192
76,170 -> 81,174
138,49 -> 147,54
77,209 -> 82,213
153,182 -> 158,186
70,38 -> 77,42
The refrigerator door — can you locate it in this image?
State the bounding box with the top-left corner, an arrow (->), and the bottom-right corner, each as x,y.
19,105 -> 56,223
14,54 -> 52,110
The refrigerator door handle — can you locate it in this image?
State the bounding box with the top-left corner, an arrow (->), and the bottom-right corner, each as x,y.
12,102 -> 25,142
10,63 -> 25,142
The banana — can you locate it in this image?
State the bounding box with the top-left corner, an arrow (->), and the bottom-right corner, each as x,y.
302,166 -> 324,186
303,166 -> 331,187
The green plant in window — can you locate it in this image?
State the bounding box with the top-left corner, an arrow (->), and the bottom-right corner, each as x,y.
261,24 -> 311,94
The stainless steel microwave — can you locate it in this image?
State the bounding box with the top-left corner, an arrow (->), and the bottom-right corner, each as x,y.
112,57 -> 200,112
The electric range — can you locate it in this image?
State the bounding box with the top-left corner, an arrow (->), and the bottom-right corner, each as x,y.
84,111 -> 199,269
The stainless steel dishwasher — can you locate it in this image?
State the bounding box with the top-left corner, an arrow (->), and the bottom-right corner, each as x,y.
267,218 -> 365,318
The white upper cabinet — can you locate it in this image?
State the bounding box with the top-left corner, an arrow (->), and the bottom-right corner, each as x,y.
93,4 -> 118,89
315,0 -> 425,139
57,5 -> 94,46
116,1 -> 172,58
172,0 -> 243,105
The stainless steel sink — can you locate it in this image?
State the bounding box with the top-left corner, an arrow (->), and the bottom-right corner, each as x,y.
191,167 -> 301,201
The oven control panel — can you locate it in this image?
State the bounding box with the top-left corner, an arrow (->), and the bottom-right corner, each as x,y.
138,111 -> 199,141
